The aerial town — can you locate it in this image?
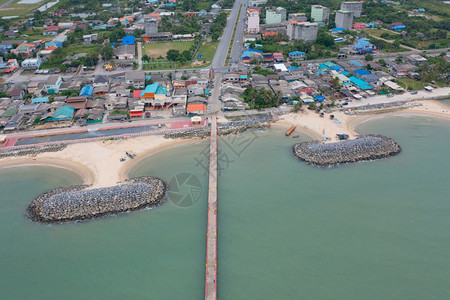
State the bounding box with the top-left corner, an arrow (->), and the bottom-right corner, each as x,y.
0,0 -> 447,134
0,0 -> 449,299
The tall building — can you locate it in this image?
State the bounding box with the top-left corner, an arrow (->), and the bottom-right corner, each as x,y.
335,10 -> 354,29
144,18 -> 158,35
247,11 -> 260,33
287,21 -> 319,42
288,13 -> 307,22
311,5 -> 330,22
265,7 -> 286,24
340,1 -> 363,18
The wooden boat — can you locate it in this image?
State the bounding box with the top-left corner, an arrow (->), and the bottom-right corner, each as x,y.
292,135 -> 300,138
285,126 -> 296,136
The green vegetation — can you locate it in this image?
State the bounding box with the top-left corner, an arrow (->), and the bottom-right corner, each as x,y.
247,28 -> 338,60
211,11 -> 227,41
396,78 -> 428,91
252,66 -> 277,76
143,42 -> 194,60
142,39 -> 217,70
241,88 -> 282,109
160,14 -> 201,35
40,44 -> 101,70
0,0 -> 55,17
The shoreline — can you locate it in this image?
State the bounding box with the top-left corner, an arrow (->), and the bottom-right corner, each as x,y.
0,135 -> 201,188
0,99 -> 448,186
274,99 -> 450,140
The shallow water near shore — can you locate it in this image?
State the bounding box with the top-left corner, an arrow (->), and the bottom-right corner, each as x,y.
0,116 -> 449,299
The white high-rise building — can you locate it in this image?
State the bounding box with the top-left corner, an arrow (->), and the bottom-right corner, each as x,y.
340,1 -> 363,18
287,21 -> 319,42
247,11 -> 260,34
335,10 -> 354,30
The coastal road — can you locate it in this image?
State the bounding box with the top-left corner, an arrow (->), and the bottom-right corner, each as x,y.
228,2 -> 247,68
211,0 -> 247,70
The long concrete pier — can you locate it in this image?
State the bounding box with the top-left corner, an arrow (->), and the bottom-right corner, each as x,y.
205,115 -> 218,300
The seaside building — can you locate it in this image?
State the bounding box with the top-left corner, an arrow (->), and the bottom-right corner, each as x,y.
21,57 -> 42,70
289,51 -> 306,61
340,1 -> 363,18
287,21 -> 319,42
247,10 -> 260,33
335,10 -> 354,30
311,5 -> 330,23
265,7 -> 286,24
45,76 -> 62,94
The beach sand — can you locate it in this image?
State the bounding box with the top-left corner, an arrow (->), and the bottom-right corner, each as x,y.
0,100 -> 449,188
0,135 -> 198,188
275,100 -> 450,141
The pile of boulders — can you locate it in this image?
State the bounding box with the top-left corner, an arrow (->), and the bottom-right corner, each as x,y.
293,135 -> 401,167
27,176 -> 166,224
0,144 -> 67,159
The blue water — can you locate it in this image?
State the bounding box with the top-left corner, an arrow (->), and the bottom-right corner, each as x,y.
0,116 -> 449,299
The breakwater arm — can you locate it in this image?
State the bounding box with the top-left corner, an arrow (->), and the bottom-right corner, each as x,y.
293,135 -> 401,167
27,176 -> 167,224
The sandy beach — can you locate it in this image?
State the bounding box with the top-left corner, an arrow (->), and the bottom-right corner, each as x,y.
275,99 -> 450,141
0,135 -> 197,188
0,99 -> 449,188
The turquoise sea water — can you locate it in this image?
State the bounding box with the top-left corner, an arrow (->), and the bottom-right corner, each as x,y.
0,116 -> 449,299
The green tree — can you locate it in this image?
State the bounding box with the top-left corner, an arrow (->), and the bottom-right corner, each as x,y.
315,31 -> 335,48
365,54 -> 374,61
100,43 -> 114,60
166,49 -> 180,61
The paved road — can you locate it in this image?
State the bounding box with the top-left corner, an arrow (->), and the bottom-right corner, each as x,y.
228,2 -> 247,68
0,0 -> 14,9
137,41 -> 143,71
211,0 -> 247,70
205,115 -> 218,300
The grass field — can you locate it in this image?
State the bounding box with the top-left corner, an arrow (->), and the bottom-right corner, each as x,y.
0,0 -> 49,17
143,41 -> 194,60
142,40 -> 218,70
396,78 -> 429,91
196,41 -> 219,62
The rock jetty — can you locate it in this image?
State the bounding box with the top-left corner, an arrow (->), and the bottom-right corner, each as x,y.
164,114 -> 274,139
0,144 -> 67,159
293,135 -> 401,167
27,176 -> 166,224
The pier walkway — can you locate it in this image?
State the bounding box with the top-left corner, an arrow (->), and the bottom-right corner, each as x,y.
205,115 -> 218,300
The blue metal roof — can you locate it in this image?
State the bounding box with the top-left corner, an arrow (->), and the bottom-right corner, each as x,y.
79,85 -> 94,97
289,51 -> 305,56
53,105 -> 74,120
349,60 -> 363,67
31,97 -> 49,103
354,69 -> 371,76
140,83 -> 167,97
349,76 -> 372,90
122,35 -> 135,45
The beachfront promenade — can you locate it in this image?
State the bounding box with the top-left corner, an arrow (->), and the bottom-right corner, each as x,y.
205,115 -> 218,300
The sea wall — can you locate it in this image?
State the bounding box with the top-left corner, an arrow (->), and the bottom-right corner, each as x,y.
0,144 -> 67,159
163,114 -> 274,139
27,176 -> 166,224
293,135 -> 401,167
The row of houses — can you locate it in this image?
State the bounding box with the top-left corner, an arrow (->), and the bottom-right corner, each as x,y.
0,70 -> 213,131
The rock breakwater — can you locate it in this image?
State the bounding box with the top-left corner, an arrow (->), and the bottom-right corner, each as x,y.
293,135 -> 401,167
27,176 -> 166,224
0,144 -> 67,159
163,114 -> 274,139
